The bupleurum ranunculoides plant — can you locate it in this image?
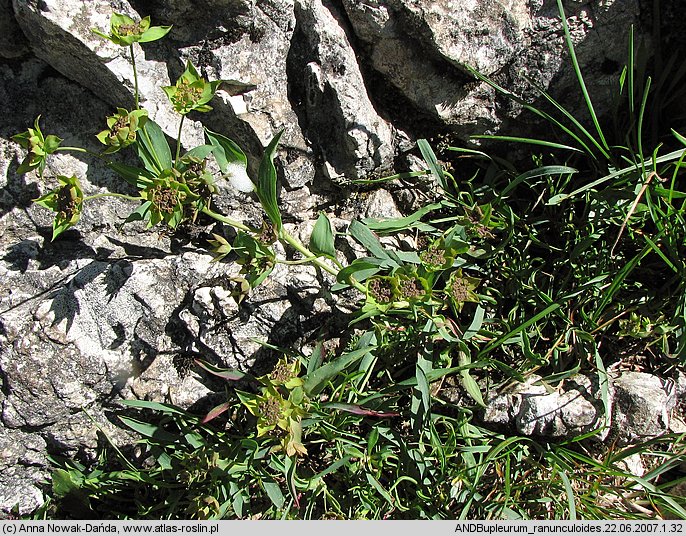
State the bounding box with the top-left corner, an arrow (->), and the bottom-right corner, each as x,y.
13,11 -> 349,291
15,12 -> 493,458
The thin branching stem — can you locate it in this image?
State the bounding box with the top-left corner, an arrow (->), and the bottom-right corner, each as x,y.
201,206 -> 254,233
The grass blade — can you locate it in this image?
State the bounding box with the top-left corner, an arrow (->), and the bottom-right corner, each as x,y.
556,0 -> 609,153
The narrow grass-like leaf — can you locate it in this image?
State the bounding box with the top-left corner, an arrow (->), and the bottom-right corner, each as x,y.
591,245 -> 650,323
636,76 -> 652,161
479,303 -> 561,357
311,456 -> 352,481
643,233 -> 678,273
501,166 -> 578,197
466,66 -> 600,160
417,138 -> 449,192
547,148 -> 685,205
119,399 -> 188,416
556,0 -> 609,153
118,416 -> 178,442
194,359 -> 247,381
323,402 -> 399,418
472,135 -> 583,155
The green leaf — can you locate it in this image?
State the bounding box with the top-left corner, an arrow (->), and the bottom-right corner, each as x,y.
51,469 -> 84,499
323,402 -> 399,418
471,135 -> 583,155
205,129 -> 248,172
124,200 -> 152,224
362,202 -> 443,233
108,162 -> 153,189
303,331 -> 376,396
119,399 -> 188,415
673,129 -> 686,147
309,212 -> 336,258
256,129 -> 284,232
458,351 -> 485,407
366,474 -> 394,505
194,358 -> 247,381
138,25 -> 173,43
417,139 -> 449,192
335,258 -> 382,286
136,119 -> 172,174
262,479 -> 285,510
118,416 -> 179,442
500,166 -> 578,197
201,401 -> 232,424
348,220 -> 400,266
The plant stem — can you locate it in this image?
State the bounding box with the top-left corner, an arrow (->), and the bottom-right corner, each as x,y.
57,146 -> 106,160
130,44 -> 140,109
175,115 -> 185,168
201,206 -> 255,233
83,192 -> 141,202
281,230 -> 366,294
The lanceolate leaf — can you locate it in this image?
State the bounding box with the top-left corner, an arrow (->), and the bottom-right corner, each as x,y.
310,212 -> 336,258
201,401 -> 232,424
348,220 -> 400,266
256,129 -> 284,232
205,129 -> 248,171
303,331 -> 376,396
417,138 -> 449,192
137,119 -> 172,174
108,162 -> 153,189
362,202 -> 443,233
194,358 -> 247,381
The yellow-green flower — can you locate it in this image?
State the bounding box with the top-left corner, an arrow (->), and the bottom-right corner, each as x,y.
264,357 -> 303,390
92,13 -> 171,46
34,175 -> 83,240
96,108 -> 148,153
446,269 -> 480,312
392,269 -> 430,304
12,116 -> 62,176
366,276 -> 394,306
162,61 -> 222,115
419,238 -> 456,271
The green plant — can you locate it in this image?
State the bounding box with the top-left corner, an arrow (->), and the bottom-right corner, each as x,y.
14,6 -> 686,521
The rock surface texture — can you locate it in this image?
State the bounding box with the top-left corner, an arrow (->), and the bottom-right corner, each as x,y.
0,0 -> 672,515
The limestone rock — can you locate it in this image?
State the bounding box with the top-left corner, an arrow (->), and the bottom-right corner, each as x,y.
0,0 -> 29,58
482,374 -> 612,440
612,371 -> 677,445
290,0 -> 395,180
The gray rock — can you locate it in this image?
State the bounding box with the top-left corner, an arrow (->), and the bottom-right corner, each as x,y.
0,0 -> 29,58
482,373 -> 612,440
291,0 -> 395,180
612,371 -> 677,445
